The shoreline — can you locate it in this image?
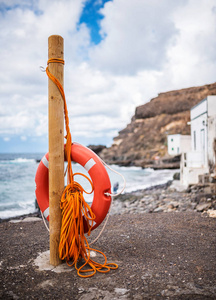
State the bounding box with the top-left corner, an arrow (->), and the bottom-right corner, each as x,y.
1,179 -> 216,223
0,181 -> 174,223
0,211 -> 41,223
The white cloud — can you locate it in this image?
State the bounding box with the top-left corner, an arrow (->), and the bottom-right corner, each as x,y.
163,0 -> 216,88
0,0 -> 215,152
89,0 -> 187,75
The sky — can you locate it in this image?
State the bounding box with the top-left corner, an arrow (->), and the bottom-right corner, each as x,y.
0,0 -> 215,153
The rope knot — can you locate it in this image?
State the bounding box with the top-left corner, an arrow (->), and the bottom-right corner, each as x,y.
65,181 -> 84,195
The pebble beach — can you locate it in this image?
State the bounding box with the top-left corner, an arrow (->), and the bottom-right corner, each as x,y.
111,180 -> 216,217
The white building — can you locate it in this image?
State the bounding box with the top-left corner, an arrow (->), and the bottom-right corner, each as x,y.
167,134 -> 191,156
181,95 -> 216,185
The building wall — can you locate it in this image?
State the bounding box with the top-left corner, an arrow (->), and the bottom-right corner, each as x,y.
167,134 -> 180,155
180,135 -> 191,153
207,96 -> 216,116
181,95 -> 216,186
168,134 -> 191,156
180,164 -> 208,185
190,99 -> 208,166
207,96 -> 216,172
190,98 -> 207,120
208,116 -> 216,173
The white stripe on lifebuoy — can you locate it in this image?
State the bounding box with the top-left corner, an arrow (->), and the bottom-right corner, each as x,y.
42,156 -> 49,169
43,207 -> 49,218
84,158 -> 96,172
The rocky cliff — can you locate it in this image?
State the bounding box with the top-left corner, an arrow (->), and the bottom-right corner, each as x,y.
100,82 -> 216,168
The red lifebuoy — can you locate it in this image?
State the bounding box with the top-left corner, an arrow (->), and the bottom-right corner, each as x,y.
35,143 -> 111,232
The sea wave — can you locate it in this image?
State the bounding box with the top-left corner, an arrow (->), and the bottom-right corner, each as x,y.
9,158 -> 35,164
0,152 -> 179,219
109,164 -> 143,171
0,158 -> 36,164
0,207 -> 36,219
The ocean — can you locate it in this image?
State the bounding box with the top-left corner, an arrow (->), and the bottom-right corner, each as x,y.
0,153 -> 178,219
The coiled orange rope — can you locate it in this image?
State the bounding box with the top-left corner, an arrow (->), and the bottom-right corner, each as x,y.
46,58 -> 118,277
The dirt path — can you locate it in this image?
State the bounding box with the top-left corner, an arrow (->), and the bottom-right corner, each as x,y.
0,212 -> 216,299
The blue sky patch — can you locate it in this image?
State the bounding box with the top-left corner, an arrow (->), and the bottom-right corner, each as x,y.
79,0 -> 111,44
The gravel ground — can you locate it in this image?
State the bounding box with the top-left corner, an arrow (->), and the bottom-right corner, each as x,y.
0,183 -> 216,299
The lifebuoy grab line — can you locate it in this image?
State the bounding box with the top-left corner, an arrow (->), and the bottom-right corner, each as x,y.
35,142 -> 120,232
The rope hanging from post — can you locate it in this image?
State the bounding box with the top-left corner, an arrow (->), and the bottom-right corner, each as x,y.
46,59 -> 118,278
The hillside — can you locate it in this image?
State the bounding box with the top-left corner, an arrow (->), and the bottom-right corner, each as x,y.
100,82 -> 216,168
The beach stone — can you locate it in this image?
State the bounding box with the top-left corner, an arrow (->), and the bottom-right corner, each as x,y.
196,203 -> 211,212
140,198 -> 146,203
153,207 -> 164,213
207,210 -> 216,218
163,198 -> 173,203
114,288 -> 129,295
9,217 -> 41,223
167,203 -> 175,210
38,279 -> 54,289
189,202 -> 197,210
130,201 -> 139,208
199,197 -> 207,203
168,201 -> 180,208
128,207 -> 137,213
166,207 -> 176,212
125,201 -> 131,208
22,217 -> 42,222
143,208 -> 151,213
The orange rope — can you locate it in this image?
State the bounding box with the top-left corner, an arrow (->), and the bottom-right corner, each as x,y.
46,58 -> 118,277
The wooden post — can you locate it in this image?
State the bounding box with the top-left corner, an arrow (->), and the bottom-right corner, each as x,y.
48,35 -> 64,266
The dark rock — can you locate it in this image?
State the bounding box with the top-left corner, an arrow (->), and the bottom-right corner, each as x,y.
173,172 -> 180,180
162,155 -> 181,163
195,193 -> 213,203
87,144 -> 106,155
149,162 -> 180,170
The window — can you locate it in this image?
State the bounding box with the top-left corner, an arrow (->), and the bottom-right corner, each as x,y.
193,131 -> 196,151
